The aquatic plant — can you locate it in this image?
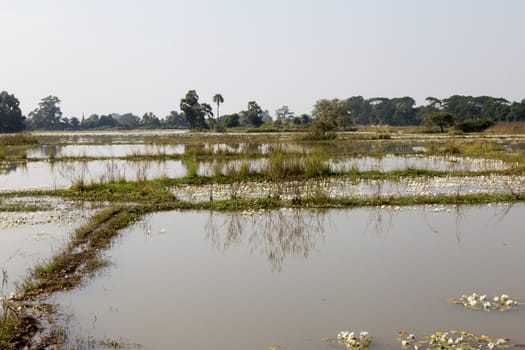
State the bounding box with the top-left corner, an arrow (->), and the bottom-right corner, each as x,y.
449,293 -> 523,311
0,292 -> 23,346
398,331 -> 509,350
337,331 -> 372,349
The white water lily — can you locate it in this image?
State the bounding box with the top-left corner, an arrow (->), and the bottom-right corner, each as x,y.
451,292 -> 521,311
400,331 -> 508,350
338,330 -> 371,349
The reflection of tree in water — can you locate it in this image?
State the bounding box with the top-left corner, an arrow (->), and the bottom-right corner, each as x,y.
205,209 -> 326,271
364,206 -> 395,238
0,160 -> 27,175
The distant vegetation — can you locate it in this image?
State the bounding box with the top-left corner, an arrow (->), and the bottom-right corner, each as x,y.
1,89 -> 525,133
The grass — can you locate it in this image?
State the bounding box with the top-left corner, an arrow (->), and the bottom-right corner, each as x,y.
485,121 -> 525,134
0,133 -> 38,147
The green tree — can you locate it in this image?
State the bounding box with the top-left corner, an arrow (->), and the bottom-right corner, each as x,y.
391,97 -> 416,125
69,117 -> 80,129
427,111 -> 455,132
115,113 -> 140,129
81,114 -> 100,129
275,105 -> 294,124
312,98 -> 352,129
141,112 -> 161,129
0,91 -> 25,133
508,101 -> 525,121
348,96 -> 371,125
213,94 -> 224,122
28,95 -> 64,130
164,111 -> 187,128
201,102 -> 215,128
220,113 -> 240,127
242,101 -> 264,127
180,90 -> 212,129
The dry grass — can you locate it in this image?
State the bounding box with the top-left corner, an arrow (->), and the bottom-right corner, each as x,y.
0,133 -> 38,146
484,121 -> 525,134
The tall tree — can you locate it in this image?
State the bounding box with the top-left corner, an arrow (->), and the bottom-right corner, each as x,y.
213,94 -> 224,122
220,113 -> 240,128
28,96 -> 64,130
164,111 -> 187,128
275,105 -> 294,124
141,112 -> 161,129
391,97 -> 416,125
427,111 -> 455,132
180,90 -> 212,129
200,103 -> 215,128
242,101 -> 264,127
312,98 -> 352,129
0,91 -> 25,133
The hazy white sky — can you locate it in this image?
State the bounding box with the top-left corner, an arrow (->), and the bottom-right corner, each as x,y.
1,0 -> 524,118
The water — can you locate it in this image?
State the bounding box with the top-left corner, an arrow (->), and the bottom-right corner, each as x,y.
56,205 -> 525,349
26,144 -> 186,158
0,198 -> 92,294
0,154 -> 515,191
0,160 -> 186,190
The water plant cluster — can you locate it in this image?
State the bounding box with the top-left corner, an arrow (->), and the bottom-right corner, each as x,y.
337,331 -> 372,349
450,293 -> 522,311
398,331 -> 509,350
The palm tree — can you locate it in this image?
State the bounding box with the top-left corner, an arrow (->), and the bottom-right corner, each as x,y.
213,93 -> 224,123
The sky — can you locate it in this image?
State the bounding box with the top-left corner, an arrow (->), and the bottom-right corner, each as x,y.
1,0 -> 525,119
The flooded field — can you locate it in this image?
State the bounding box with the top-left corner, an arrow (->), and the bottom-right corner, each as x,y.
2,131 -> 525,349
175,175 -> 525,202
0,198 -> 93,295
0,155 -> 517,191
55,205 -> 525,349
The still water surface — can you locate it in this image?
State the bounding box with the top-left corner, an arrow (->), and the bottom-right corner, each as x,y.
0,155 -> 513,191
57,205 -> 525,349
0,199 -> 92,294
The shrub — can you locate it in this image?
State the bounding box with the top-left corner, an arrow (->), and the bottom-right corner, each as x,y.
456,118 -> 494,133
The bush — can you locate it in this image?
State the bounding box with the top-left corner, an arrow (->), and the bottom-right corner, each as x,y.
456,118 -> 494,133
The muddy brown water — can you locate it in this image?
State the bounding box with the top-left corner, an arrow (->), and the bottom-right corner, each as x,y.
55,205 -> 525,349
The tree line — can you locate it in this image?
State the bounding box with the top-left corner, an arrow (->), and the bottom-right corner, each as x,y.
1,89 -> 525,133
